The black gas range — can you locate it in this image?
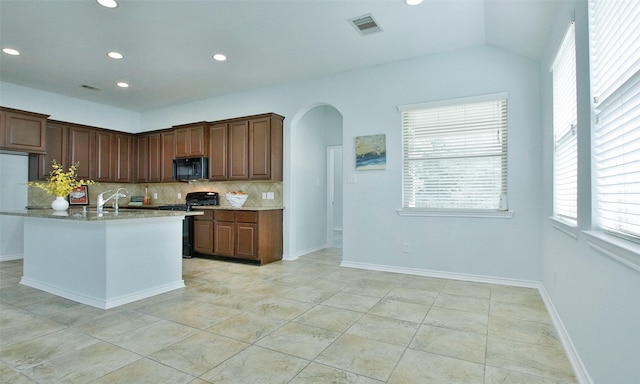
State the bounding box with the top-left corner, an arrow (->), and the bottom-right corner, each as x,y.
158,192 -> 219,257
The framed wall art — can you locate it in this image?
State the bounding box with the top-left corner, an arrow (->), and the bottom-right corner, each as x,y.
355,134 -> 386,170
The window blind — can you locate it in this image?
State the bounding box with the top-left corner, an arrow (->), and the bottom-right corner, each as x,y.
401,97 -> 508,210
590,0 -> 640,240
552,22 -> 578,224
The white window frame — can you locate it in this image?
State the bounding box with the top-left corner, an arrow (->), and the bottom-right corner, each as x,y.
551,21 -> 579,229
397,92 -> 512,218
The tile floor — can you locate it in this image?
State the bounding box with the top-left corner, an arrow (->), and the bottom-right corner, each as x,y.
0,249 -> 577,383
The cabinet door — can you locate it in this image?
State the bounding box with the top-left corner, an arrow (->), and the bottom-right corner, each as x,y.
175,128 -> 189,158
137,135 -> 149,182
235,222 -> 258,260
95,130 -> 114,182
249,117 -> 271,180
194,220 -> 214,255
68,126 -> 94,180
175,125 -> 206,157
208,123 -> 228,180
114,133 -> 133,183
37,122 -> 69,179
214,221 -> 235,256
161,131 -> 175,182
148,133 -> 162,182
228,120 -> 249,179
1,110 -> 47,153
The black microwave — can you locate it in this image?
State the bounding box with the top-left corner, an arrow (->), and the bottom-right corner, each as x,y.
173,157 -> 208,181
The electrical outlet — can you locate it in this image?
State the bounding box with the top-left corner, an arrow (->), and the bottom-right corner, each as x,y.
347,175 -> 357,184
153,193 -> 158,199
177,192 -> 182,199
262,192 -> 267,199
403,243 -> 410,253
267,192 -> 275,200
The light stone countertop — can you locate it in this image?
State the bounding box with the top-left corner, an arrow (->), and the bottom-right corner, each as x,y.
0,208 -> 203,221
194,205 -> 284,211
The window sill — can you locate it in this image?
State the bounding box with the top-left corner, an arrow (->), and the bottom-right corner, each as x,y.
583,230 -> 640,274
549,216 -> 578,239
396,208 -> 513,219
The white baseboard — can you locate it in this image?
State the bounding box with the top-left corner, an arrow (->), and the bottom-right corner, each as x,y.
283,245 -> 326,261
0,253 -> 23,262
339,260 -> 592,384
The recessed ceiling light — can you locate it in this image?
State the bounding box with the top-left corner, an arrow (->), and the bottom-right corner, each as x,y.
97,0 -> 118,9
117,82 -> 129,88
2,48 -> 20,56
405,0 -> 424,5
213,53 -> 227,62
107,51 -> 123,59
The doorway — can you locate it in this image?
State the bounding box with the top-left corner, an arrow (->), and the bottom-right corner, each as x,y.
327,145 -> 343,248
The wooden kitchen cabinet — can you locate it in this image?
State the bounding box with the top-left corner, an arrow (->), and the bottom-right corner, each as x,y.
0,107 -> 48,154
137,132 -> 162,183
136,134 -> 149,182
161,131 -> 176,182
32,122 -> 69,180
208,123 -> 228,180
174,123 -> 207,158
68,125 -> 94,180
194,210 -> 214,255
95,130 -> 113,182
114,133 -> 134,183
226,114 -> 283,181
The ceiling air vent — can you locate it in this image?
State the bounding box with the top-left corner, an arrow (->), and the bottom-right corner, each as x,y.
81,84 -> 101,91
349,14 -> 382,36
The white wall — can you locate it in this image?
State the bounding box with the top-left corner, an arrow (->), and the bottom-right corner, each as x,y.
540,2 -> 640,383
0,153 -> 28,260
0,82 -> 140,132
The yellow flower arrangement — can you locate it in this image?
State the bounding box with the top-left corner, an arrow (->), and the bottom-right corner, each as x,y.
29,160 -> 95,197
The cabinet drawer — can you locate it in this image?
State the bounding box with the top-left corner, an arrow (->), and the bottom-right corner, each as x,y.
215,210 -> 235,221
194,210 -> 214,220
235,211 -> 257,223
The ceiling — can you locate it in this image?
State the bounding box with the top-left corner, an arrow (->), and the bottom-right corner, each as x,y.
0,0 -> 561,112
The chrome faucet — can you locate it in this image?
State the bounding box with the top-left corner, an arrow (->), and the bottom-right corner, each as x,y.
97,188 -> 128,212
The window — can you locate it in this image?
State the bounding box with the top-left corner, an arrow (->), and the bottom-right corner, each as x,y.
590,0 -> 640,241
552,22 -> 578,225
400,93 -> 508,211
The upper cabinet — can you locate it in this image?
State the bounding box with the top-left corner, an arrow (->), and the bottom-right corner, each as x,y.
174,123 -> 207,158
68,125 -> 95,180
161,131 -> 176,182
208,123 -> 228,180
0,107 -> 48,154
222,113 -> 284,181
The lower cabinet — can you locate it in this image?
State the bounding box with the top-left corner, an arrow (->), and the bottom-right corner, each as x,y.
194,209 -> 283,265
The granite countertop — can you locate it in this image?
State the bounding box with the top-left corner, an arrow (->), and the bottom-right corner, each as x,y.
194,205 -> 284,211
0,208 -> 203,221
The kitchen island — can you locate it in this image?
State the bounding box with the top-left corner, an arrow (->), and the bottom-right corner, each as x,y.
0,208 -> 202,309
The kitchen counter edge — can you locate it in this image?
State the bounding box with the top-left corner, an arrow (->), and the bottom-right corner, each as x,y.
0,209 -> 203,221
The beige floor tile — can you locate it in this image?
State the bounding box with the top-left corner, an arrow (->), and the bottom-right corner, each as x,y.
0,307 -> 65,346
256,322 -> 341,360
290,362 -> 385,384
249,296 -> 314,320
441,280 -> 491,299
410,324 -> 487,364
23,295 -> 86,317
46,303 -> 113,326
388,348 -> 484,384
207,311 -> 287,343
75,309 -> 160,340
489,315 -> 562,348
433,293 -> 490,314
199,345 -> 308,383
402,275 -> 447,293
316,334 -> 405,381
490,299 -> 552,324
485,365 -> 576,384
490,285 -> 544,306
149,331 -> 248,376
139,298 -> 242,329
21,341 -> 140,384
486,338 -> 576,382
108,319 -> 197,355
0,361 -> 37,384
321,292 -> 381,313
423,306 -> 489,334
281,285 -> 338,304
90,357 -> 195,383
384,286 -> 438,306
0,328 -> 99,370
368,298 -> 430,323
346,314 -> 419,347
293,305 -> 363,332
342,279 -> 398,298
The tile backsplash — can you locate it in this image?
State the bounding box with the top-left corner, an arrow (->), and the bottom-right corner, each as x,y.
28,181 -> 283,208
